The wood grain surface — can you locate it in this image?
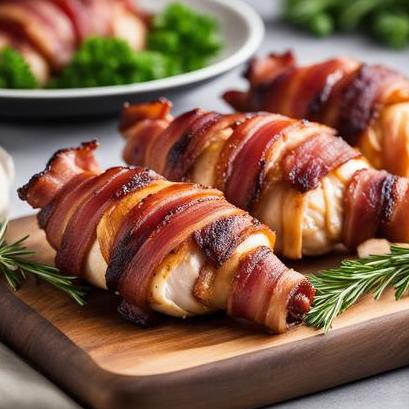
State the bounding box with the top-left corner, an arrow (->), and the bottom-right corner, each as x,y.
1,215 -> 409,409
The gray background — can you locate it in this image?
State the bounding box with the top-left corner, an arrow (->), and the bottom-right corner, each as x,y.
1,1 -> 409,408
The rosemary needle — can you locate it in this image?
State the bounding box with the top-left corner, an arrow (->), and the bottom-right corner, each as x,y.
0,220 -> 87,305
306,245 -> 409,332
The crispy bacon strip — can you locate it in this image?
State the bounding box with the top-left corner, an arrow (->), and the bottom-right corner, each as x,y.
225,52 -> 359,121
194,213 -> 275,267
214,115 -> 271,192
337,64 -> 409,144
120,99 -> 174,166
245,50 -> 296,88
224,118 -> 293,209
343,169 -> 391,249
228,246 -> 314,332
165,112 -> 223,181
290,59 -> 356,119
223,52 -> 296,113
147,109 -> 206,175
282,133 -> 360,192
18,140 -> 99,209
314,68 -> 360,128
38,172 -> 96,248
122,120 -> 171,166
171,113 -> 248,181
119,99 -> 173,133
379,177 -> 409,243
56,167 -> 161,276
43,171 -> 141,251
268,268 -> 315,331
96,178 -> 168,262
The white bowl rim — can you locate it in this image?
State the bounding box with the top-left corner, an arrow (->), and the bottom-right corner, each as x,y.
0,0 -> 264,99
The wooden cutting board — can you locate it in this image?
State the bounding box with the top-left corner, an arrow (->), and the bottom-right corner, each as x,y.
1,216 -> 409,409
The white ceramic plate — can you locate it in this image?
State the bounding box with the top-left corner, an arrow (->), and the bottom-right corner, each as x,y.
0,0 -> 264,119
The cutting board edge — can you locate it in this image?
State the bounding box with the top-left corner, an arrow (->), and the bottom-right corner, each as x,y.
1,282 -> 409,409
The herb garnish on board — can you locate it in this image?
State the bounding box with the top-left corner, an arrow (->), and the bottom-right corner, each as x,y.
0,221 -> 87,305
306,245 -> 409,332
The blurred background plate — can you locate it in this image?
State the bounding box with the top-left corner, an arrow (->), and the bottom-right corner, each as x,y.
0,0 -> 264,120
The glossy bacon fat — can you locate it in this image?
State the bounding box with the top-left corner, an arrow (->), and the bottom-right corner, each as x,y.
18,141 -> 314,333
120,98 -> 409,258
223,51 -> 409,177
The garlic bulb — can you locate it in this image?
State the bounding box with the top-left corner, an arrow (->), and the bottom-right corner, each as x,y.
0,146 -> 14,221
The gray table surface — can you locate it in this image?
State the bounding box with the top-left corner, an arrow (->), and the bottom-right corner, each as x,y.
1,1 -> 409,408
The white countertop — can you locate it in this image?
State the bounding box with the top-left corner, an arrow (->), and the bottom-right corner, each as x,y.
1,1 -> 409,408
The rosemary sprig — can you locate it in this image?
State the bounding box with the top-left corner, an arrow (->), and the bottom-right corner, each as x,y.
306,245 -> 409,332
0,220 -> 87,305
